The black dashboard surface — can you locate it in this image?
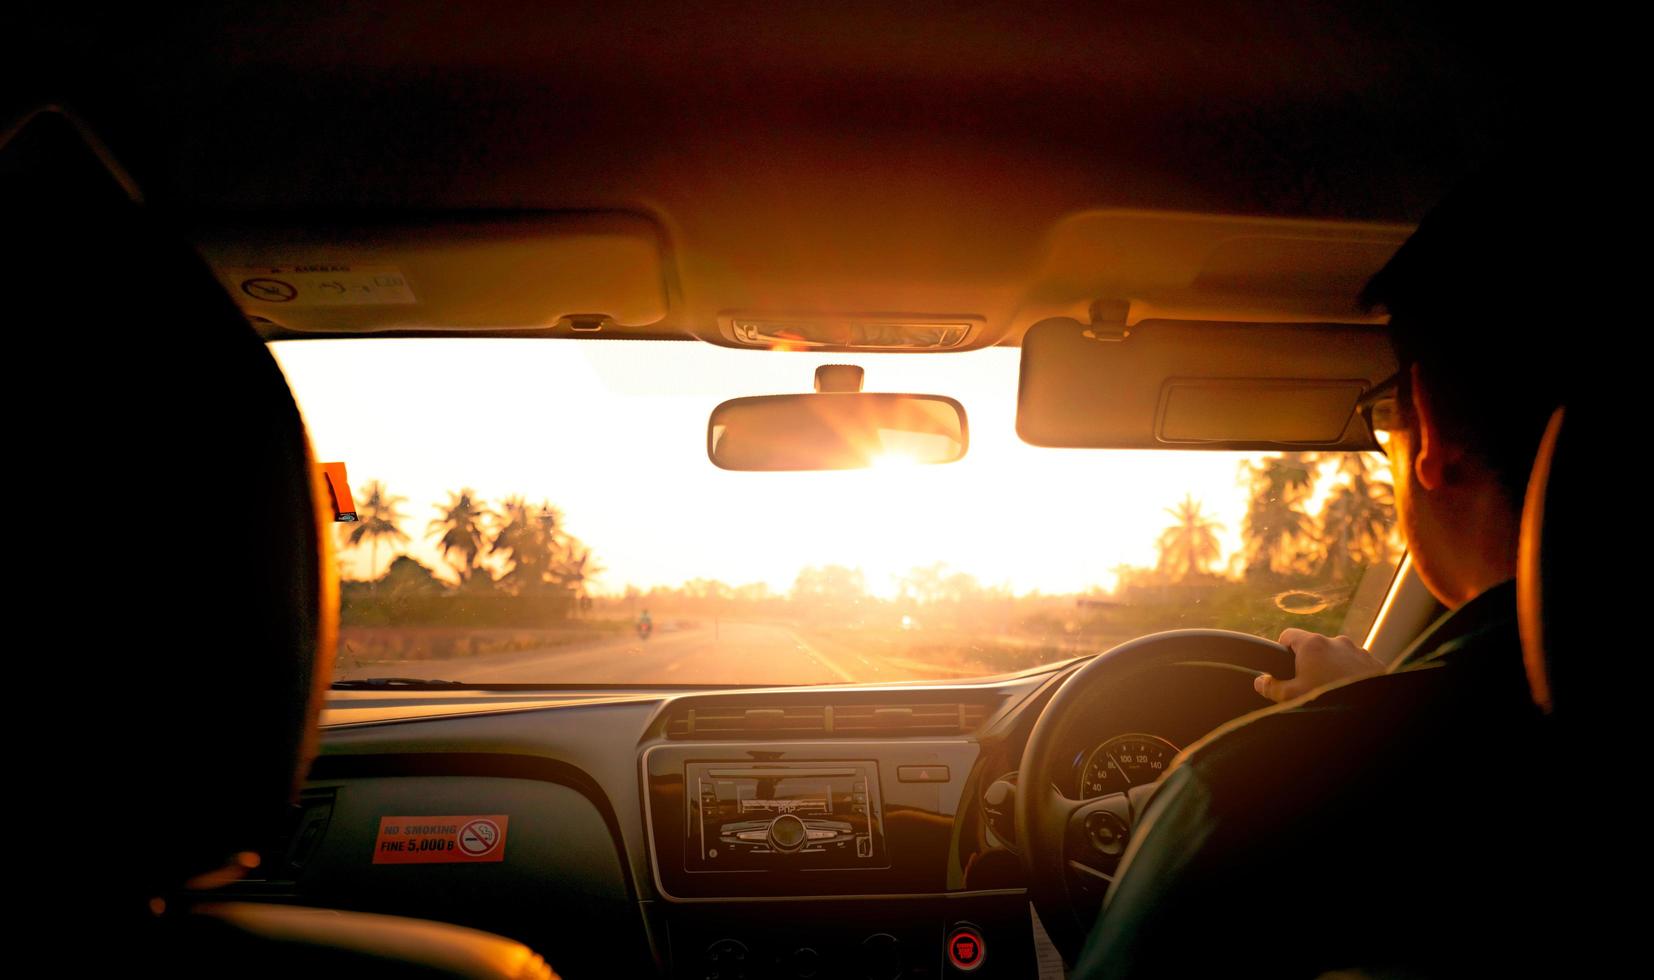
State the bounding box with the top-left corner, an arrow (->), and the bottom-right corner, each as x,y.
218,660 -> 1269,979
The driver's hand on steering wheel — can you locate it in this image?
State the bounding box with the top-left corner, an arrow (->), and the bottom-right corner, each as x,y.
1254,629 -> 1384,702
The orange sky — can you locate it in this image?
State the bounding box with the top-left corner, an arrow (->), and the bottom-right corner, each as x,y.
272,339 -> 1360,597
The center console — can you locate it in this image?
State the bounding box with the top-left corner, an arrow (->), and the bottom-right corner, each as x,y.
643,740 -> 1035,978
643,741 -> 975,900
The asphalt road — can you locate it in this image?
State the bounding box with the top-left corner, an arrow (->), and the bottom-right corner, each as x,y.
359,620 -> 970,686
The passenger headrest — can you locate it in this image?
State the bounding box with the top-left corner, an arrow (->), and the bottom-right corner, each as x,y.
4,108 -> 337,912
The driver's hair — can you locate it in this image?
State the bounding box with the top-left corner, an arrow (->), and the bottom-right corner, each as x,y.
1359,167 -> 1572,510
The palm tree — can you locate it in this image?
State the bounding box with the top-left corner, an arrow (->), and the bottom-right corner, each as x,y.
341,480 -> 409,588
1318,454 -> 1396,581
1156,495 -> 1225,583
491,496 -> 556,593
428,489 -> 491,581
536,500 -> 565,540
1239,453 -> 1319,577
556,546 -> 605,610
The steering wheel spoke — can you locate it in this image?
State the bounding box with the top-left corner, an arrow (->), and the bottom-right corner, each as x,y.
1066,858 -> 1115,897
1014,628 -> 1295,964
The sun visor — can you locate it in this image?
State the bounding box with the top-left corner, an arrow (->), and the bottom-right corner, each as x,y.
196,211 -> 669,333
1017,318 -> 1394,450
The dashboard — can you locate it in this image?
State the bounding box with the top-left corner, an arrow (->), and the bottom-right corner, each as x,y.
204,658 -> 1270,979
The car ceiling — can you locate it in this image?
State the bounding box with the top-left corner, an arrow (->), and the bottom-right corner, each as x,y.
18,1 -> 1546,347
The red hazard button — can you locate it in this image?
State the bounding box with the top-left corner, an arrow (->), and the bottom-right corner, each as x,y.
947,926 -> 985,971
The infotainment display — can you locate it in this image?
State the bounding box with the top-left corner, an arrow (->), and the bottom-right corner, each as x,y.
685,762 -> 887,872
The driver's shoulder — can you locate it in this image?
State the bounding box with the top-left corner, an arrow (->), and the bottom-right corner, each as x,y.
1171,670 -> 1446,794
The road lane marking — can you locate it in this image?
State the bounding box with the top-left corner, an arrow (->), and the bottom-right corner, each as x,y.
787,631 -> 856,683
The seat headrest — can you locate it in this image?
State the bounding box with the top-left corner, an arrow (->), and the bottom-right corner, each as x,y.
4,108 -> 337,911
1517,404 -> 1583,715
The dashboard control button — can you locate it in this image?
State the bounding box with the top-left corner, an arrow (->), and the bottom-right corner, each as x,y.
705,939 -> 750,980
861,933 -> 902,980
1084,811 -> 1129,857
946,926 -> 985,972
897,765 -> 950,782
769,813 -> 808,852
788,947 -> 821,978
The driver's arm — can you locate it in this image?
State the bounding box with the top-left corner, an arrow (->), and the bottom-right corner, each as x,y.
1069,680 -> 1406,980
1067,756 -> 1330,980
1071,762 -> 1230,980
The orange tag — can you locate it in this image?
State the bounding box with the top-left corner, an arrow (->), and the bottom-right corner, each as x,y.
318,462 -> 358,523
372,815 -> 509,864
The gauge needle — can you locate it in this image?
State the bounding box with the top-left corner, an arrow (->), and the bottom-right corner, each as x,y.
1106,750 -> 1135,787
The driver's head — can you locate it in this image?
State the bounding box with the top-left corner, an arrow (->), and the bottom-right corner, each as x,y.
1360,170 -> 1568,607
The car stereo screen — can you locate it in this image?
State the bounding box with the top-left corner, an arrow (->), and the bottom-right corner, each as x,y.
685,763 -> 887,872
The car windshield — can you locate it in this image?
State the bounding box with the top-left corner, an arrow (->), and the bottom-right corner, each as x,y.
274,339 -> 1400,687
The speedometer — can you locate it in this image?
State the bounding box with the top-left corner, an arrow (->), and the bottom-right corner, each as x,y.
1078,734 -> 1181,798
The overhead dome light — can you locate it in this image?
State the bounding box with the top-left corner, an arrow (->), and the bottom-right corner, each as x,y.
725,315 -> 976,351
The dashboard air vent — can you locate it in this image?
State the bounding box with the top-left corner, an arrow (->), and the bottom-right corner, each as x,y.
830,702 -> 990,735
669,705 -> 830,737
665,701 -> 992,738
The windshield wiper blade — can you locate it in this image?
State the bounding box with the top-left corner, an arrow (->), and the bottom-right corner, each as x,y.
331,677 -> 473,689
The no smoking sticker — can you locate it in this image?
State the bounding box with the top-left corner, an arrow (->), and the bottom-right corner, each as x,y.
373,814 -> 510,864
241,278 -> 298,302
226,264 -> 416,306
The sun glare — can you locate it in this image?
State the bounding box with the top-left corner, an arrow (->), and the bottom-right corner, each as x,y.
870,451 -> 921,470
271,339 -> 1387,601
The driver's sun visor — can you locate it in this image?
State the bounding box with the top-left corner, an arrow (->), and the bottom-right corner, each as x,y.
195,210 -> 669,336
1017,318 -> 1394,451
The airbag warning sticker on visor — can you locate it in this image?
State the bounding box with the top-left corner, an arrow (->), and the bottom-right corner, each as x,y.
373,815 -> 509,864
230,265 -> 416,306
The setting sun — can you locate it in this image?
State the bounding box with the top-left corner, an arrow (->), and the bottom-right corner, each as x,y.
870,451 -> 921,470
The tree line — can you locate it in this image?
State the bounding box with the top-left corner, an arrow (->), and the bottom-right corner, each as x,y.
337,482 -> 601,603
1145,452 -> 1397,588
335,451 -> 1395,626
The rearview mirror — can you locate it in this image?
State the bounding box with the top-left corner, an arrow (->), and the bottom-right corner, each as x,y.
708,393 -> 969,471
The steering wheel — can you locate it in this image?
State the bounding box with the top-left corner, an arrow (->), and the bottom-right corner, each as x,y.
1014,628 -> 1295,962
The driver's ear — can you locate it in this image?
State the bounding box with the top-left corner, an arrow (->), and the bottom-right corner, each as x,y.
1409,363 -> 1462,491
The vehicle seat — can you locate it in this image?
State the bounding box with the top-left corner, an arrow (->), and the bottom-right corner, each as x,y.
1515,399 -> 1630,971
4,107 -> 555,980
1518,403 -> 1593,717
